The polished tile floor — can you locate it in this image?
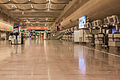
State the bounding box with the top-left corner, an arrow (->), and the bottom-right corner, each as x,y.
0,39 -> 120,80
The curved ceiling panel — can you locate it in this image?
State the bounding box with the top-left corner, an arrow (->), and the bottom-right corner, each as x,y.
0,4 -> 16,10
50,4 -> 66,10
31,0 -> 48,3
0,0 -> 71,27
11,12 -> 60,17
0,0 -> 8,3
38,18 -> 55,21
51,0 -> 69,4
33,4 -> 48,10
17,4 -> 31,10
38,18 -> 46,21
19,18 -> 27,20
11,0 -> 28,3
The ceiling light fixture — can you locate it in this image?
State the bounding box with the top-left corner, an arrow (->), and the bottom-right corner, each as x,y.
28,0 -> 31,1
12,4 -> 17,8
26,19 -> 30,23
45,24 -> 47,26
48,0 -> 51,11
11,5 -> 14,8
22,11 -> 24,15
36,21 -> 39,23
31,4 -> 34,8
46,18 -> 48,21
27,21 -> 30,23
14,4 -> 17,8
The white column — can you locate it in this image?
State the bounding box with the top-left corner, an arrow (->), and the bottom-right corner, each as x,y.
44,32 -> 47,40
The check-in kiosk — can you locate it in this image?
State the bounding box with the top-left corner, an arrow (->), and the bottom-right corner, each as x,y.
107,15 -> 120,53
85,22 -> 95,47
71,27 -> 74,42
92,20 -> 104,49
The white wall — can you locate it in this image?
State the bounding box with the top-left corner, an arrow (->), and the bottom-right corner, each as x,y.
61,0 -> 120,27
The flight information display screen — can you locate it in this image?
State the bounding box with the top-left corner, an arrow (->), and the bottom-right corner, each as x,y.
79,16 -> 86,29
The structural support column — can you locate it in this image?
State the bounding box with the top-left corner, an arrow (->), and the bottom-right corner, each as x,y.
0,31 -> 1,39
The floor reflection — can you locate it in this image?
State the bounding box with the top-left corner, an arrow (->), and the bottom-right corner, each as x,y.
79,56 -> 86,74
0,40 -> 120,80
74,45 -> 86,74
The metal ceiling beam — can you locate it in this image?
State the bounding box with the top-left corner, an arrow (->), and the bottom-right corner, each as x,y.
8,9 -> 63,13
0,1 -> 48,4
0,2 -> 68,5
13,16 -> 58,18
23,21 -> 55,22
19,18 -> 56,20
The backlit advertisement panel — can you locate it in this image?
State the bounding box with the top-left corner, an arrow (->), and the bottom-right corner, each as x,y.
79,16 -> 86,29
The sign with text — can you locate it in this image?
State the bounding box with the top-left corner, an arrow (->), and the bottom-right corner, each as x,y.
28,27 -> 48,30
13,24 -> 19,33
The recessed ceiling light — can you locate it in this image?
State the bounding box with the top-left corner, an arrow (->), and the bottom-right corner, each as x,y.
48,0 -> 51,11
46,18 -> 48,21
14,5 -> 17,8
27,21 -> 30,23
12,4 -> 17,8
36,21 -> 39,23
31,4 -> 34,8
22,11 -> 24,15
45,24 -> 47,26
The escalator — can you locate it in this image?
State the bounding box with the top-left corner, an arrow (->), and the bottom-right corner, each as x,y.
50,31 -> 64,40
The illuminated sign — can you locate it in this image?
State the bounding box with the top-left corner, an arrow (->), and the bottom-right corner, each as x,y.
79,16 -> 86,29
13,24 -> 19,33
20,30 -> 24,32
9,28 -> 12,30
28,27 -> 48,30
35,31 -> 41,33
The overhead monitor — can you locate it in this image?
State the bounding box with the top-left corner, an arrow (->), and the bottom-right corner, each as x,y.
79,16 -> 86,29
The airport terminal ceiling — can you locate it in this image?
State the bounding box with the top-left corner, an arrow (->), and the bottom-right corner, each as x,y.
0,0 -> 72,28
1,0 -> 120,30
